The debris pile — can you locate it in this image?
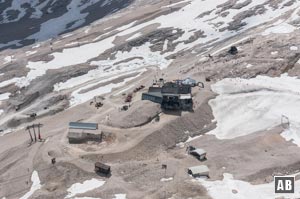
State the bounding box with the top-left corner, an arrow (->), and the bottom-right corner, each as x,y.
133,85 -> 145,93
228,46 -> 238,55
90,96 -> 104,109
125,93 -> 133,103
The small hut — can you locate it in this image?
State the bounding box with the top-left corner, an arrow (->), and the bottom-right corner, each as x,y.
188,165 -> 210,177
68,122 -> 102,144
188,147 -> 207,161
95,162 -> 111,176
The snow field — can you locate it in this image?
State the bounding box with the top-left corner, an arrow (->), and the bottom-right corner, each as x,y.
19,171 -> 42,199
198,172 -> 300,199
209,74 -> 300,146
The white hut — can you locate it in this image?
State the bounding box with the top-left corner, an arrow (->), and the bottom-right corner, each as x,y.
188,165 -> 209,177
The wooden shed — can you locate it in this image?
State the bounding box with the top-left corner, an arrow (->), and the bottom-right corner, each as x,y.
95,162 -> 111,176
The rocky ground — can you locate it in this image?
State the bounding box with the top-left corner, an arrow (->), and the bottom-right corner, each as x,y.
0,0 -> 300,199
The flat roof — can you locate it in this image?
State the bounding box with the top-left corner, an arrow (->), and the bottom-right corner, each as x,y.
146,92 -> 162,98
188,165 -> 209,175
191,148 -> 206,155
69,122 -> 98,130
95,162 -> 110,170
179,94 -> 192,99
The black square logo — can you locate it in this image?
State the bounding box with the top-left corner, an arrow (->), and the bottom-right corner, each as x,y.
275,176 -> 295,194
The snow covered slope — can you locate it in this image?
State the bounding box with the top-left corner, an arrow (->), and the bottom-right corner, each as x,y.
1,1 -> 300,198
209,74 -> 300,142
0,0 -> 133,50
0,0 -> 299,131
198,172 -> 300,199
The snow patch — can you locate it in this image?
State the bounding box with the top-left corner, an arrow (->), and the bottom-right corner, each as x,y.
198,173 -> 300,199
19,171 -> 42,199
117,21 -> 137,32
65,178 -> 105,198
113,194 -> 127,199
209,74 -> 300,140
271,51 -> 278,55
0,129 -> 16,136
0,93 -> 10,101
0,78 -> 19,88
211,37 -> 250,56
176,142 -> 185,148
126,32 -> 142,41
185,135 -> 203,143
262,23 -> 296,36
281,123 -> 300,147
290,46 -> 298,51
163,40 -> 168,51
162,0 -> 191,8
69,71 -> 143,107
26,51 -> 37,56
84,28 -> 91,34
3,56 -> 13,64
55,41 -> 170,97
17,0 -> 300,87
32,43 -> 41,49
65,42 -> 79,47
160,177 -> 173,182
25,1 -> 104,42
245,63 -> 253,68
21,36 -> 116,86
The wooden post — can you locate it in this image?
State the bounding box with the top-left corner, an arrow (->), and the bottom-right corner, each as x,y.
162,164 -> 167,199
27,127 -> 33,142
32,125 -> 37,142
162,164 -> 167,177
38,123 -> 41,140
